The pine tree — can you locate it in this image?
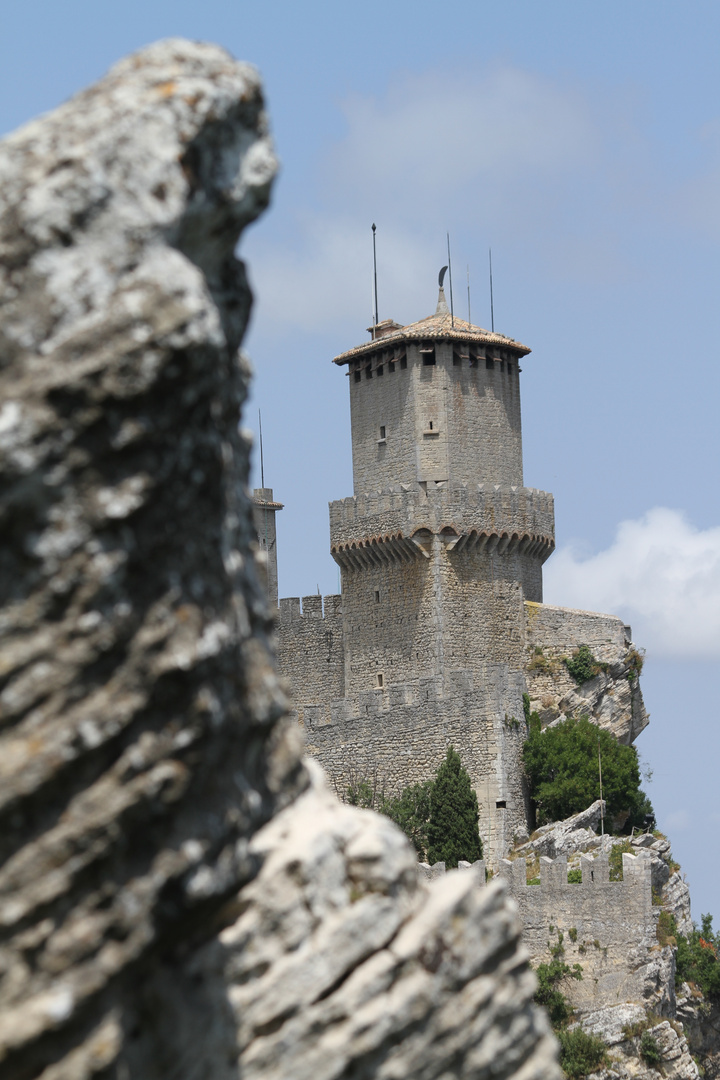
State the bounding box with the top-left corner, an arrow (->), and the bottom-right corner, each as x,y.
426,746 -> 483,868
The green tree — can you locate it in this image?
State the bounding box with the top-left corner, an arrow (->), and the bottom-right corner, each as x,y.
523,714 -> 652,828
379,780 -> 433,861
426,746 -> 483,868
675,913 -> 720,999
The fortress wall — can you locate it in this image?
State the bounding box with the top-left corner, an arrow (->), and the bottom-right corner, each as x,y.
303,666 -> 529,860
499,853 -> 657,1013
341,557 -> 436,694
275,594 -> 345,713
329,484 -> 555,549
525,602 -> 629,662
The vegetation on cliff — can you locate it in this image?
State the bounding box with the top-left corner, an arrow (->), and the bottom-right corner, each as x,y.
523,712 -> 653,830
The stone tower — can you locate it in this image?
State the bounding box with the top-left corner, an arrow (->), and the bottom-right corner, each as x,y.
330,287 -> 554,698
274,283 -> 644,863
253,488 -> 283,606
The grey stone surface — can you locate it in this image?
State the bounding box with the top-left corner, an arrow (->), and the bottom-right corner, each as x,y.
0,38 -> 564,1080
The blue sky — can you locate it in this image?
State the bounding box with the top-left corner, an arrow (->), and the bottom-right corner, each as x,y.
3,1 -> 718,918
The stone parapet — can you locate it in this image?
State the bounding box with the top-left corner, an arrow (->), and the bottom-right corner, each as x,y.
329,484 -> 554,569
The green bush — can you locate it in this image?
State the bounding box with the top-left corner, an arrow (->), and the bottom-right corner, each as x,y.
640,1030 -> 662,1066
558,1028 -> 608,1078
426,747 -> 483,868
523,714 -> 653,828
379,780 -> 433,861
675,914 -> 720,1000
346,779 -> 375,808
380,748 -> 482,867
565,645 -> 605,684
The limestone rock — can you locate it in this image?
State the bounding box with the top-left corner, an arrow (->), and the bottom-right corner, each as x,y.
526,646 -> 647,746
677,986 -> 720,1079
514,800 -> 608,859
220,765 -> 561,1079
575,1003 -> 648,1046
662,872 -> 693,936
0,39 -> 564,1080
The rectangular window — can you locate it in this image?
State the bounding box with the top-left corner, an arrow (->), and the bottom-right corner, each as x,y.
365,366 -> 372,379
496,800 -> 506,809
354,369 -> 361,383
400,356 -> 407,369
388,360 -> 395,372
374,589 -> 380,603
377,364 -> 383,376
377,673 -> 384,688
486,356 -> 494,370
379,426 -> 386,440
422,353 -> 436,366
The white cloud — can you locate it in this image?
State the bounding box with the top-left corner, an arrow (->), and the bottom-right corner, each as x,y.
544,508 -> 720,659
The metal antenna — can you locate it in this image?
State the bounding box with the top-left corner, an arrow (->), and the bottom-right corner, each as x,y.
372,223 -> 379,336
258,409 -> 265,489
446,233 -> 454,328
467,264 -> 471,325
489,247 -> 495,333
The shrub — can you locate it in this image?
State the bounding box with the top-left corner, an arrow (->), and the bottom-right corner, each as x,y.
523,714 -> 653,827
565,645 -> 605,684
426,747 -> 483,868
379,780 -> 433,861
568,869 -> 582,884
675,914 -> 720,1000
557,1028 -> 608,1078
640,1030 -> 662,1066
346,779 -> 375,808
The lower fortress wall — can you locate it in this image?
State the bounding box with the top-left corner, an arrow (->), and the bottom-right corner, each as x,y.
426,852 -> 658,1016
274,595 -> 644,859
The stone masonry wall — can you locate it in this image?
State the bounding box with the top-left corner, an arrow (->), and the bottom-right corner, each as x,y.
301,666 -> 529,861
275,593 -> 345,708
499,852 -> 658,1014
348,341 -> 523,494
426,851 -> 659,1018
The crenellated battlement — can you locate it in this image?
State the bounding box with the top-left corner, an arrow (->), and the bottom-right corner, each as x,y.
278,593 -> 342,626
418,850 -> 656,1012
330,483 -> 555,569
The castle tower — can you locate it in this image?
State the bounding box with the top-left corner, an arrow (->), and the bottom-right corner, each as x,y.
252,488 -> 283,607
273,281 -> 578,863
330,288 -> 554,689
326,286 -> 555,856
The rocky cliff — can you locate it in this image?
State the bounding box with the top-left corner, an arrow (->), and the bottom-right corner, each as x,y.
0,40 -> 560,1079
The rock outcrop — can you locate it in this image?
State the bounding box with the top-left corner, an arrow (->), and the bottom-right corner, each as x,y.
525,645 -> 647,746
0,40 -> 561,1079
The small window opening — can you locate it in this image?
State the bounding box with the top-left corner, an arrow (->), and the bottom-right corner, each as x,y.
499,360 -> 505,372
379,426 -> 386,440
422,353 -> 436,366
377,364 -> 383,376
354,369 -> 361,383
388,360 -> 395,372
452,351 -> 460,366
365,366 -> 372,379
469,353 -> 479,367
496,800 -> 506,809
377,673 -> 384,688
400,356 -> 407,369
428,420 -> 433,430
486,356 -> 494,370
374,589 -> 380,603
